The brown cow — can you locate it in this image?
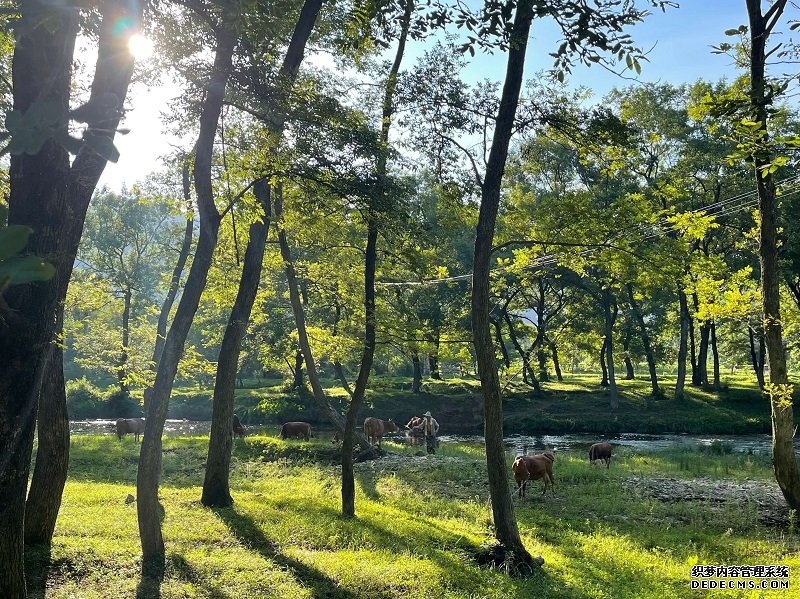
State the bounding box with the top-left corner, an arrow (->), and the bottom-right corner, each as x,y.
280,421 -> 312,440
232,414 -> 247,438
116,418 -> 145,442
588,442 -> 613,468
512,452 -> 555,498
363,417 -> 398,447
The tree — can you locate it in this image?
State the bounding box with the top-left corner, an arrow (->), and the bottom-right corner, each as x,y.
1,1 -> 142,593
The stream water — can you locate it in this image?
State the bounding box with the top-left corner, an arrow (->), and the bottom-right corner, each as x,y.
71,420 -> 794,455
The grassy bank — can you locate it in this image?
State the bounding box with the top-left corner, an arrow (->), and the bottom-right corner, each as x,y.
164,373 -> 796,435
27,435 -> 799,598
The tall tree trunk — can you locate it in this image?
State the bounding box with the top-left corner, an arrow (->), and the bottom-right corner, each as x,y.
604,291 -> 619,410
688,304 -> 698,385
599,338 -> 609,387
276,196 -> 370,449
137,9 -> 235,569
25,343 -> 69,546
471,0 -> 535,567
201,180 -> 271,508
428,351 -> 441,379
117,286 -> 132,398
493,317 -> 511,368
292,349 -> 305,389
748,326 -> 766,389
697,320 -> 710,387
675,289 -> 690,399
746,0 -> 800,509
412,352 -> 423,393
537,348 -> 550,382
549,339 -> 563,382
710,320 -> 720,390
627,283 -> 659,395
504,312 -> 540,392
332,304 -> 353,398
1,2 -> 139,594
622,325 -> 635,380
148,162 -> 194,411
342,0 -> 412,518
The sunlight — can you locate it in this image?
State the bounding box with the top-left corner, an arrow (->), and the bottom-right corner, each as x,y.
128,34 -> 153,60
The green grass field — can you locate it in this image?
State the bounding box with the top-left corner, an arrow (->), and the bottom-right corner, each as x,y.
26,434 -> 800,598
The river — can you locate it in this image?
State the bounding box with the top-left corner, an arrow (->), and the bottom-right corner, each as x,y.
71,420 -> 795,455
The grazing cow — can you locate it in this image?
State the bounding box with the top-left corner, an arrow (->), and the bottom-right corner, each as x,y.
232,414 -> 247,438
280,421 -> 312,440
363,417 -> 398,447
588,442 -> 613,468
116,418 -> 145,442
512,452 -> 555,498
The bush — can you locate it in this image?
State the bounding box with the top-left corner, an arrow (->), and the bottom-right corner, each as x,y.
107,389 -> 142,418
66,378 -> 105,419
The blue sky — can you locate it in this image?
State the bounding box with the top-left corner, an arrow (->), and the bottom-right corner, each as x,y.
100,1 -> 772,189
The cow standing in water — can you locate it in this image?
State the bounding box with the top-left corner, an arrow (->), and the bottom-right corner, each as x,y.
280,421 -> 312,440
588,442 -> 613,468
116,418 -> 145,441
363,417 -> 398,447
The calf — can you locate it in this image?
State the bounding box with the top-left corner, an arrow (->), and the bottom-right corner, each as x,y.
280,421 -> 312,441
363,417 -> 398,447
588,442 -> 613,468
512,452 -> 555,498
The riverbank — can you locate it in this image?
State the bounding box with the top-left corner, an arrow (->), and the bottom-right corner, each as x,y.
27,435 -> 798,598
67,373 -> 799,435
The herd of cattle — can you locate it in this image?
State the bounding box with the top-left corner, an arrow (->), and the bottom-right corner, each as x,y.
114,417 -> 615,498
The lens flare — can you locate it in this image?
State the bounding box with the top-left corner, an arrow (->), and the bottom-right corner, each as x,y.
128,34 -> 153,60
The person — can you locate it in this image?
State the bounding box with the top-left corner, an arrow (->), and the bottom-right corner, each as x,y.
421,411 -> 439,455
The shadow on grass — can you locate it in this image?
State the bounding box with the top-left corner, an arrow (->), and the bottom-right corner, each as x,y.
24,543 -> 52,598
216,506 -> 362,599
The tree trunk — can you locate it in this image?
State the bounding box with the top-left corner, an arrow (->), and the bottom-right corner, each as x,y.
493,317 -> 511,368
675,290 -> 689,400
292,349 -> 305,389
688,305 -> 698,385
202,180 -> 271,508
117,286 -> 132,398
504,312 -> 540,392
1,2 -> 139,594
710,320 -> 720,390
428,353 -> 441,380
549,339 -> 563,382
537,349 -> 550,382
137,9 -> 235,569
746,0 -> 800,509
599,338 -> 609,387
626,283 -> 659,395
604,291 -> 619,410
471,0 -> 535,567
622,326 -> 635,380
25,343 -> 69,546
697,321 -> 710,388
412,352 -> 423,393
748,326 -> 766,389
148,162 -> 194,411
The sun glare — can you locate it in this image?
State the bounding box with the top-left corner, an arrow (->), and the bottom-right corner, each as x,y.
128,34 -> 153,60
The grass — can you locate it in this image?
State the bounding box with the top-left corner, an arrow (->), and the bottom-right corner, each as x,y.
26,434 -> 800,598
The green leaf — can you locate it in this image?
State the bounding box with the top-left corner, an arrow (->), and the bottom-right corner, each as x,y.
0,255 -> 55,284
0,225 -> 31,260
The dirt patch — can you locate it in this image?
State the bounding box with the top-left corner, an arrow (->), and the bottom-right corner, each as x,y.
625,476 -> 791,527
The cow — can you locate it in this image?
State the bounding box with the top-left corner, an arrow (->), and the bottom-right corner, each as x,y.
406,416 -> 423,430
512,451 -> 555,498
363,417 -> 398,447
232,414 -> 247,438
280,421 -> 312,441
116,418 -> 145,442
588,442 -> 613,468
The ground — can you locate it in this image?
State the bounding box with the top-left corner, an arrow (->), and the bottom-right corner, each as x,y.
25,432 -> 800,598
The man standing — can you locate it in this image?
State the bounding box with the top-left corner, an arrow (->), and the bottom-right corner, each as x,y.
421,411 -> 439,455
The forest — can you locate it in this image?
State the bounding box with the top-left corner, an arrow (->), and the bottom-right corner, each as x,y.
1,0 -> 799,597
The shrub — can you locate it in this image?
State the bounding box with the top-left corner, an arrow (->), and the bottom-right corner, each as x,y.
66,378 -> 105,419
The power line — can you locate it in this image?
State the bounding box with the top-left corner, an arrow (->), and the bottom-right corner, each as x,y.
377,176 -> 800,288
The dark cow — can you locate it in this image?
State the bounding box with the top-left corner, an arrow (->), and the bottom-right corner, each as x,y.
232,414 -> 247,438
363,417 -> 398,447
512,452 -> 555,498
280,421 -> 312,441
588,442 -> 613,468
116,418 -> 145,442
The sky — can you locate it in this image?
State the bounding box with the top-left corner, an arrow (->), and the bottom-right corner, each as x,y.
98,1 -> 766,190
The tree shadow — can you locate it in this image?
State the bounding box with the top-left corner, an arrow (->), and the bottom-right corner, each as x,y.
136,557 -> 165,599
169,553 -> 230,598
215,506 -> 363,599
25,543 -> 54,598
355,471 -> 380,500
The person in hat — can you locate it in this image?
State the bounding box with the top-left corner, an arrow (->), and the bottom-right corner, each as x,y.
421,411 -> 439,454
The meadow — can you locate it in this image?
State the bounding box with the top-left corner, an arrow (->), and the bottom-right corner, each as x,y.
26,432 -> 799,598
